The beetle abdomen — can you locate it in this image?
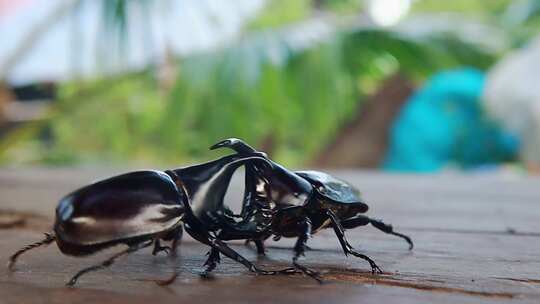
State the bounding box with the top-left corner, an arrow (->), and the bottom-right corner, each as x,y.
54,170 -> 184,251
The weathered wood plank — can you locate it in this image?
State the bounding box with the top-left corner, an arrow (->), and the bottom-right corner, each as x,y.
1,168 -> 539,303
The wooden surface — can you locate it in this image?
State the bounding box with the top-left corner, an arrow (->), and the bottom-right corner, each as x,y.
1,167 -> 540,303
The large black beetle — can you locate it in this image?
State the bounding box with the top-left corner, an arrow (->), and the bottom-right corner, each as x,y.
207,138 -> 413,280
8,154 -> 291,286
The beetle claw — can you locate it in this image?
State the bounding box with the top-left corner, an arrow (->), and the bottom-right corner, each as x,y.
291,257 -> 323,283
66,278 -> 77,287
370,263 -> 383,275
152,245 -> 171,256
199,271 -> 216,279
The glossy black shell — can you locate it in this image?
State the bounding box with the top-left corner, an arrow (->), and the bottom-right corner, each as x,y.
170,155 -> 272,230
296,171 -> 364,204
54,170 -> 184,255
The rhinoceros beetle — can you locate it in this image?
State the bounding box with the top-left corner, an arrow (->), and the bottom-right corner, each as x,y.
8,153 -> 294,286
206,138 -> 413,280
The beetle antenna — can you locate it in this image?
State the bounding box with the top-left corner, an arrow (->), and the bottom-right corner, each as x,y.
8,232 -> 56,271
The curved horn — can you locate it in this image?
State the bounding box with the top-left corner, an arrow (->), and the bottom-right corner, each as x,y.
210,138 -> 261,155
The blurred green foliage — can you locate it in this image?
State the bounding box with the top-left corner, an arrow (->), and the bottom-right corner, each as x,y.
413,0 -> 512,15
4,31 -> 493,166
1,0 -> 536,167
248,0 -> 312,30
247,0 -> 364,30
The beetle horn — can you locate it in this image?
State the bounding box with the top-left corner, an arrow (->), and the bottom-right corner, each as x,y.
8,232 -> 56,271
210,138 -> 259,155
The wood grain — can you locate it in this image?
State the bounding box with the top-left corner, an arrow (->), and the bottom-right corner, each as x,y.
1,168 -> 539,303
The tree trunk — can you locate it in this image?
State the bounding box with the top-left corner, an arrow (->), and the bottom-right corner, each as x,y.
313,73 -> 414,168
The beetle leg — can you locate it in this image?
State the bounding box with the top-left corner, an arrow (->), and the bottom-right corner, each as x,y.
254,240 -> 266,255
150,230 -> 182,286
214,223 -> 268,255
153,226 -> 183,257
8,232 -> 56,271
290,218 -> 323,283
244,239 -> 266,255
184,219 -> 295,276
152,239 -> 172,256
207,237 -> 266,274
66,240 -> 153,286
200,247 -> 221,278
342,215 -> 413,250
326,210 -> 383,274
207,237 -> 297,276
169,226 -> 183,257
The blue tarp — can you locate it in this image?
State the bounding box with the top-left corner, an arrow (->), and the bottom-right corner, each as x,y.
383,68 -> 519,172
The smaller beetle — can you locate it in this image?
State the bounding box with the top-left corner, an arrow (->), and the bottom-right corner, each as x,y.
8,154 -> 292,286
210,138 -> 413,280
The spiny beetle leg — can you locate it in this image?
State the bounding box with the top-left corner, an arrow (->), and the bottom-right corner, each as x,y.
200,248 -> 221,278
341,215 -> 413,250
370,218 -> 414,250
288,218 -> 323,283
152,239 -> 172,256
200,233 -> 300,277
244,239 -> 267,255
346,250 -> 383,274
8,232 -> 56,271
66,240 -> 153,287
207,238 -> 294,276
169,227 -> 183,257
293,257 -> 323,283
327,210 -> 383,275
